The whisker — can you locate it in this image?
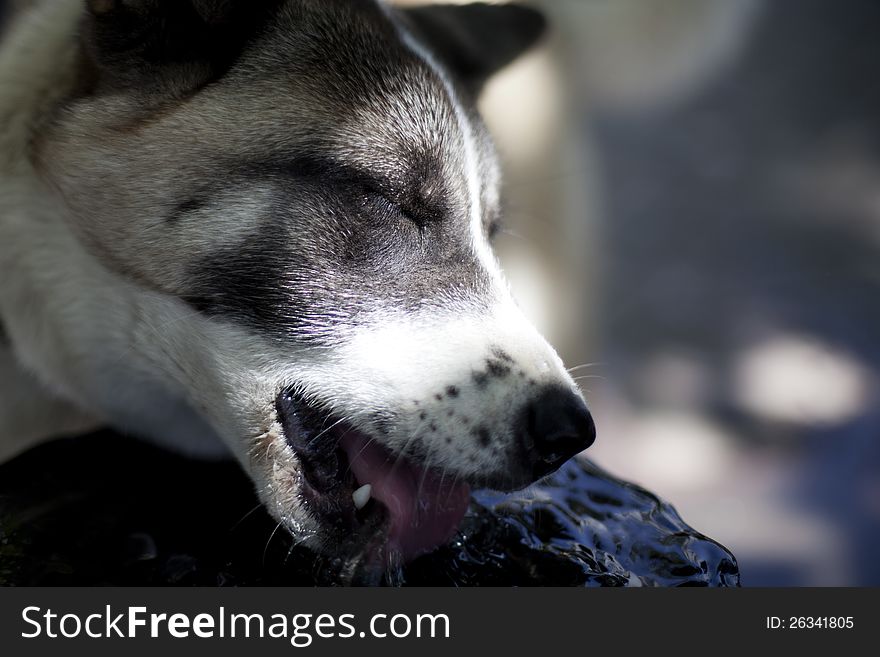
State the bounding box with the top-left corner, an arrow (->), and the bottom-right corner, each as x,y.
342,434 -> 378,479
262,520 -> 284,567
567,363 -> 602,373
383,412 -> 431,486
307,415 -> 350,448
413,433 -> 445,520
572,374 -> 606,382
282,532 -> 312,568
443,467 -> 467,509
229,503 -> 264,532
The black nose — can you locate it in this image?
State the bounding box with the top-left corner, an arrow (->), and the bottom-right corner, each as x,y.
523,386 -> 596,479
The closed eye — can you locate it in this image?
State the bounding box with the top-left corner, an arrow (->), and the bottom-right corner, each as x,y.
369,191 -> 425,229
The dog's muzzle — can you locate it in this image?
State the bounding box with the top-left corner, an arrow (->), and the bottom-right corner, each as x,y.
274,383 -> 595,564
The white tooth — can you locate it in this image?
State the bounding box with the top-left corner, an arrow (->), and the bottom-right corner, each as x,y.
352,484 -> 372,510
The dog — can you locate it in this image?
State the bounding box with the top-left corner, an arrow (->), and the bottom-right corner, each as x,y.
0,0 -> 595,571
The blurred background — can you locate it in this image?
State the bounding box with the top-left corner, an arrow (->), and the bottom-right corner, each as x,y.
399,0 -> 880,586
583,0 -> 880,587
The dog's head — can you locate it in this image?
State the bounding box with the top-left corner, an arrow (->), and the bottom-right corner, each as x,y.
39,0 -> 594,567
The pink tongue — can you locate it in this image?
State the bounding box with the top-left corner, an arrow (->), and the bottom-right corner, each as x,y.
341,433 -> 471,561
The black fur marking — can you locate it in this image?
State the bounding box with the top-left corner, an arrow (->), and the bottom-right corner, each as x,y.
485,358 -> 511,378
472,371 -> 489,388
445,385 -> 459,398
419,411 -> 427,421
0,320 -> 8,347
429,422 -> 438,432
490,347 -> 514,363
474,427 -> 491,447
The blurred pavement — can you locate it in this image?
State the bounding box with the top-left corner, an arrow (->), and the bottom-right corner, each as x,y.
586,0 -> 880,586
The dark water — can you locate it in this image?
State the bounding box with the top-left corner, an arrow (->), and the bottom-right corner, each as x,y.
0,432 -> 738,586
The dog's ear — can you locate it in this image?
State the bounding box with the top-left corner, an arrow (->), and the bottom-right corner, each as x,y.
82,0 -> 279,95
401,3 -> 546,94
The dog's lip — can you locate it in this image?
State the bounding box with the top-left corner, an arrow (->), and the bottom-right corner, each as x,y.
275,390 -> 470,562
